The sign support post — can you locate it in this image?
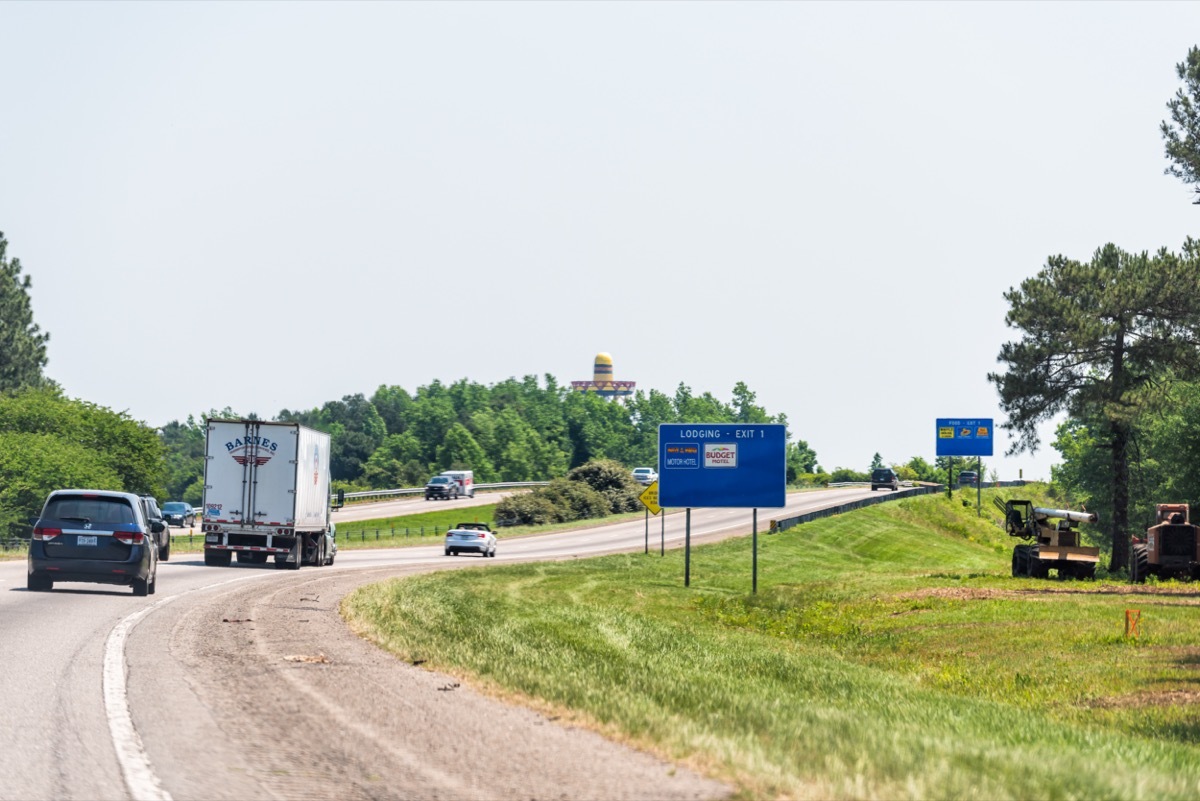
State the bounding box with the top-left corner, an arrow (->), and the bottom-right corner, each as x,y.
660,511 -> 665,556
685,508 -> 691,587
644,508 -> 649,554
752,509 -> 758,594
977,456 -> 982,516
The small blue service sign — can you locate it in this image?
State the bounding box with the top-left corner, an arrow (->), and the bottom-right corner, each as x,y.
657,423 -> 786,508
935,418 -> 994,457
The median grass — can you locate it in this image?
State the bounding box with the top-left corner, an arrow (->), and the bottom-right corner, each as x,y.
343,488 -> 1200,800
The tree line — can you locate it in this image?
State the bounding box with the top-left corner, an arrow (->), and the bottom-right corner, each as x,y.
159,378 -> 821,505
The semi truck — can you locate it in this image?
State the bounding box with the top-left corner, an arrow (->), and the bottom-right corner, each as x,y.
201,419 -> 336,569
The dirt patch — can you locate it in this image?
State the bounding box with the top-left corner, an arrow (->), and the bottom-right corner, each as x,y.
1087,689 -> 1200,709
897,582 -> 1200,603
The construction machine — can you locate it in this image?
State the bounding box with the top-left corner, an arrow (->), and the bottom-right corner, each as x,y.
1131,504 -> 1200,582
997,499 -> 1100,579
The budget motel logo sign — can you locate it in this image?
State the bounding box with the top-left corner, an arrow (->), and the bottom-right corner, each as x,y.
704,443 -> 738,468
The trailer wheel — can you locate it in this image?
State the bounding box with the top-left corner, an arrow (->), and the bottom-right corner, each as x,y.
1131,543 -> 1149,584
1012,545 -> 1029,577
1076,562 -> 1096,580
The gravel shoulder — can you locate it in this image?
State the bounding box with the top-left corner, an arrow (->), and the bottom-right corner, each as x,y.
128,564 -> 731,801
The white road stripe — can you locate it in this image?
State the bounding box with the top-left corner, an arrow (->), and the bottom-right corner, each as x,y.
103,571 -> 274,801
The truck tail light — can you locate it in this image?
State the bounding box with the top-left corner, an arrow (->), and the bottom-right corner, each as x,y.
114,532 -> 145,546
33,527 -> 62,541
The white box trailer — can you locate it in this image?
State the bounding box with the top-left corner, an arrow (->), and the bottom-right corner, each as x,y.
201,419 -> 334,569
441,470 -> 475,498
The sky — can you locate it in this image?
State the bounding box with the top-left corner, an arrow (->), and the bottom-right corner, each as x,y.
2,2 -> 1199,482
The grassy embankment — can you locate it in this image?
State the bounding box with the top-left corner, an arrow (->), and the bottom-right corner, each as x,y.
343,486 -> 1200,800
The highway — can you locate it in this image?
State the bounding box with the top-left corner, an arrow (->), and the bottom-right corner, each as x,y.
0,486 -> 902,801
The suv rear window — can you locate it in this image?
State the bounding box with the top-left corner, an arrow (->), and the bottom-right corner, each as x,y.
872,469 -> 895,480
44,496 -> 136,525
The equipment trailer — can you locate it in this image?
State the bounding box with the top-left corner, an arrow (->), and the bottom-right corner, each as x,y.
1000,499 -> 1100,580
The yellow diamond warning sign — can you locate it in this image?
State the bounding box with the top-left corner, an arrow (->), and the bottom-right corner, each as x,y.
638,481 -> 661,516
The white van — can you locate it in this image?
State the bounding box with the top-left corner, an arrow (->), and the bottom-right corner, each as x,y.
441,470 -> 475,498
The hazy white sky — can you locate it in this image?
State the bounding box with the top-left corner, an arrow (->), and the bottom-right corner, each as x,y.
3,2 -> 1199,481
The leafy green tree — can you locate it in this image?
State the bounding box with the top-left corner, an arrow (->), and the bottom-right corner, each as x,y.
563,391 -> 636,468
989,242 -> 1200,569
1162,46 -> 1200,201
370,384 -> 413,435
0,232 -> 50,392
786,439 -> 819,483
0,432 -> 124,536
361,432 -> 427,488
160,415 -> 206,500
731,381 -> 772,423
904,456 -> 941,483
870,453 -> 884,470
0,388 -> 166,532
673,383 -> 733,422
437,423 -> 494,479
627,388 -> 677,466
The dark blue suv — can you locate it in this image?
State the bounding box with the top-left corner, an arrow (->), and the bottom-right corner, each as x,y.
27,489 -> 161,595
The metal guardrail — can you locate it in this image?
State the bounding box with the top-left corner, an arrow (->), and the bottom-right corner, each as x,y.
341,481 -> 548,504
1,538 -> 28,553
770,485 -> 944,532
769,480 -> 1028,532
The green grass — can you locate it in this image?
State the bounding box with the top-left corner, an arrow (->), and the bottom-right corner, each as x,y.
343,487 -> 1200,799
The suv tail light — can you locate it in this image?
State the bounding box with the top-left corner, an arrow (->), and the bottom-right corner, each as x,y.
114,532 -> 145,546
33,527 -> 63,541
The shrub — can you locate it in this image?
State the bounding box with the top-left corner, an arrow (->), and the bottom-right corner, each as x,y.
494,493 -> 560,527
539,478 -> 610,522
567,458 -> 642,513
830,467 -> 869,484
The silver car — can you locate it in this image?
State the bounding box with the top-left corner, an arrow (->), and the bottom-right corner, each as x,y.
445,525 -> 496,557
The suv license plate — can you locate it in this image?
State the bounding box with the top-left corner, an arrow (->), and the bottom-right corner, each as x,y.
77,535 -> 98,546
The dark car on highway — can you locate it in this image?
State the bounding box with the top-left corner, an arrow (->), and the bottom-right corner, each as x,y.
958,470 -> 979,487
27,489 -> 160,595
162,501 -> 195,528
424,475 -> 460,501
870,468 -> 900,492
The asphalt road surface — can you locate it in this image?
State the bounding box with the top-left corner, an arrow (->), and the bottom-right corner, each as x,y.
331,489 -> 515,524
0,486 -> 899,801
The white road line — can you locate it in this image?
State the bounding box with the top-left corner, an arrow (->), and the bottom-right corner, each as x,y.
103,572 -> 274,801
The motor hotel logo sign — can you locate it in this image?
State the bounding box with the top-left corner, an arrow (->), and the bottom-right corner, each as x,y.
704,442 -> 738,468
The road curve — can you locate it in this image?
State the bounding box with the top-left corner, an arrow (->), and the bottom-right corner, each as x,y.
0,486 -> 899,801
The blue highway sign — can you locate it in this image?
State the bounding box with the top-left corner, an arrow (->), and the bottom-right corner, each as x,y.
936,418 -> 994,457
658,424 -> 786,508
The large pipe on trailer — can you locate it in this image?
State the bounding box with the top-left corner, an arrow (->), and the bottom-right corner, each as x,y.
1032,507 -> 1098,524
